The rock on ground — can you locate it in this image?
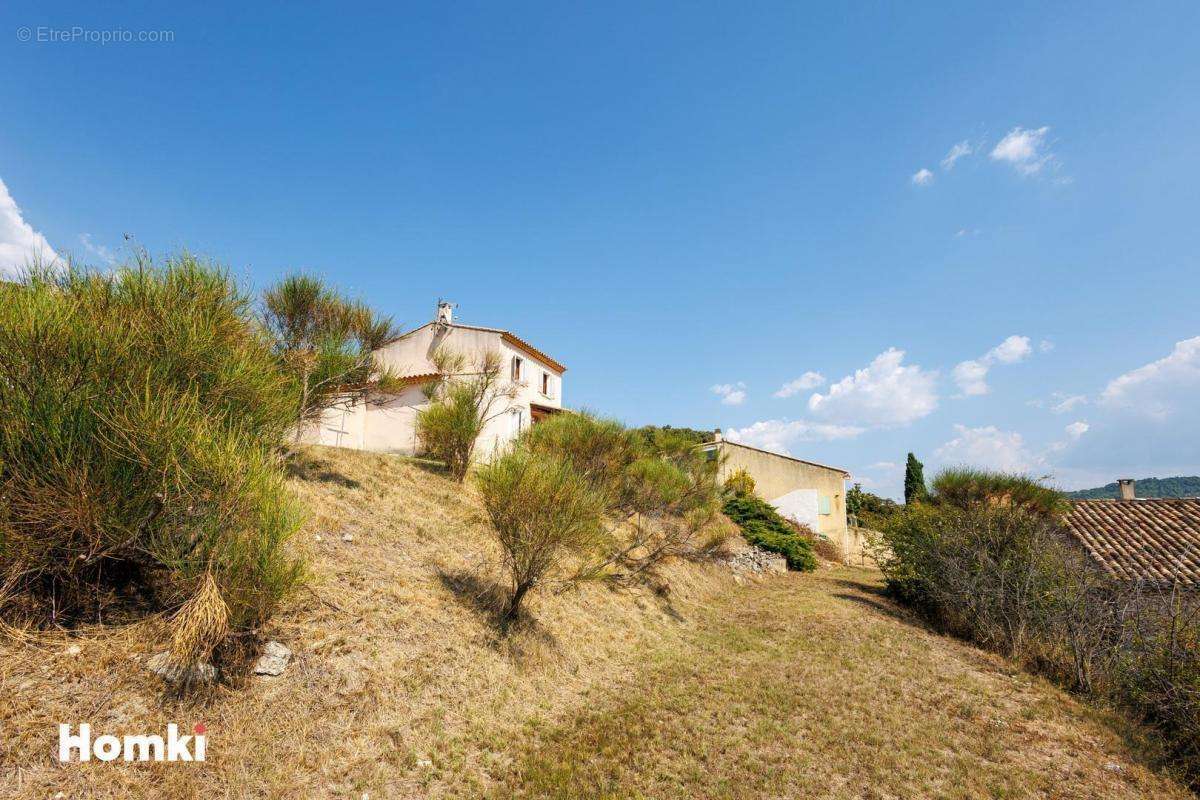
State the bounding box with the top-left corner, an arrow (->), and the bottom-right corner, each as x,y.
147,652 -> 217,685
254,640 -> 292,676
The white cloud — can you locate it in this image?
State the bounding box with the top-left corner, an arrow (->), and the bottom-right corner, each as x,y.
773,371 -> 825,398
990,335 -> 1033,364
79,233 -> 117,265
0,176 -> 58,276
1039,339 -> 1055,353
808,348 -> 938,427
952,335 -> 1033,397
1100,336 -> 1200,420
710,382 -> 747,406
952,360 -> 990,397
941,141 -> 973,170
1052,393 -> 1087,414
955,228 -> 980,238
725,419 -> 864,454
1065,420 -> 1090,440
911,168 -> 934,186
990,126 -> 1055,176
935,424 -> 1040,473
1059,337 -> 1200,479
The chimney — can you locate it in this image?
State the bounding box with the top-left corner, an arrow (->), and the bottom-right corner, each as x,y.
1117,478 -> 1136,500
712,428 -> 723,443
436,300 -> 454,325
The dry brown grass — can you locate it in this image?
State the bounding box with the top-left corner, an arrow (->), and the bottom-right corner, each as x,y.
0,446 -> 731,798
0,446 -> 1192,798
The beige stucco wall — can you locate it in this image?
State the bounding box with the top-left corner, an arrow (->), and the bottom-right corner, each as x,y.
301,323 -> 563,460
712,441 -> 849,541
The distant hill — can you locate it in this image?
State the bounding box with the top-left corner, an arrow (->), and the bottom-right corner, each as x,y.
1066,476 -> 1200,499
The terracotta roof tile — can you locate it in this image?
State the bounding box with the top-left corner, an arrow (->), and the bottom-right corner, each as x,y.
1064,499 -> 1200,585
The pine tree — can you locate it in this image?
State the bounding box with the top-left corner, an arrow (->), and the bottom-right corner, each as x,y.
904,452 -> 928,504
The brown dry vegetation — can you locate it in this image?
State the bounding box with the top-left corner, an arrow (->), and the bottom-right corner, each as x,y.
0,447 -> 1193,799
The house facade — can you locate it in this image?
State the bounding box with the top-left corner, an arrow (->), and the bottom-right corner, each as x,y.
700,436 -> 865,562
302,302 -> 565,458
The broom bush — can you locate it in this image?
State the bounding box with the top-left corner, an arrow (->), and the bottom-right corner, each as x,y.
0,254 -> 305,639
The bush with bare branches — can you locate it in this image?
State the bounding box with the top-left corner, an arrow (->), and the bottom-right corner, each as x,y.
416,348 -> 518,481
475,448 -> 605,624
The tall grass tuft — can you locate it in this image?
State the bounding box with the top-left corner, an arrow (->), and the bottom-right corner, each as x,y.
0,254 -> 305,641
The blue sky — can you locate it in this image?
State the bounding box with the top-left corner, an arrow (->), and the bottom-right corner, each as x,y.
2,1 -> 1198,497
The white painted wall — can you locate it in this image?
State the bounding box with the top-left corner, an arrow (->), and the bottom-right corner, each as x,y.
772,489 -> 820,531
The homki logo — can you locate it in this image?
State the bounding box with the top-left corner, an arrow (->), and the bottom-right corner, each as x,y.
58,723 -> 207,762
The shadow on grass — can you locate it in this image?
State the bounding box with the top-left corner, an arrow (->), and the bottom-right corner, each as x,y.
434,565 -> 557,649
395,455 -> 452,478
829,577 -> 889,598
284,454 -> 361,488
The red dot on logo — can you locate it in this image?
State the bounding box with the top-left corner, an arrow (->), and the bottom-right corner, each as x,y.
194,723 -> 207,735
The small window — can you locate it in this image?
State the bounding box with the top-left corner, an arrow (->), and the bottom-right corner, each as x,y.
541,372 -> 550,395
511,356 -> 523,381
819,495 -> 833,515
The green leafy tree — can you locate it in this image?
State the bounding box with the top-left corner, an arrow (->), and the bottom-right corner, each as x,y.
847,482 -> 899,526
904,452 -> 928,505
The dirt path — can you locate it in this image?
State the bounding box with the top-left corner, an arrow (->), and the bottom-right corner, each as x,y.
486,568 -> 1189,800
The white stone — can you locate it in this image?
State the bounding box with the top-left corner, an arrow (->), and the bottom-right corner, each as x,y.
253,640 -> 292,676
341,533 -> 354,542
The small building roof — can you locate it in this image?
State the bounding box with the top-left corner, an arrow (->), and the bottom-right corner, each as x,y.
702,439 -> 850,477
1064,499 -> 1200,585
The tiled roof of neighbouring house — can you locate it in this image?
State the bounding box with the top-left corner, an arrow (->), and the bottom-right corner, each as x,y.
1064,499 -> 1200,585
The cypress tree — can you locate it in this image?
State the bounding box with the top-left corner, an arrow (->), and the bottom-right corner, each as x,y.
904,452 -> 928,504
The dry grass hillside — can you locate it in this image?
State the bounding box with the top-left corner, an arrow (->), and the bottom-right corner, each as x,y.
0,446 -> 1193,799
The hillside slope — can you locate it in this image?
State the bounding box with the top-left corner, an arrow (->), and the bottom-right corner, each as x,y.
0,447 -> 1191,799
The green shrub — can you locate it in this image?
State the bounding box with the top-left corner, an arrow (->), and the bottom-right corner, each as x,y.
475,448 -> 606,623
416,349 -> 515,481
723,468 -> 756,498
722,495 -> 816,571
741,521 -> 817,571
931,467 -> 1069,518
521,412 -> 642,504
1114,590 -> 1200,784
0,256 -> 305,642
415,380 -> 486,480
512,412 -> 723,582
